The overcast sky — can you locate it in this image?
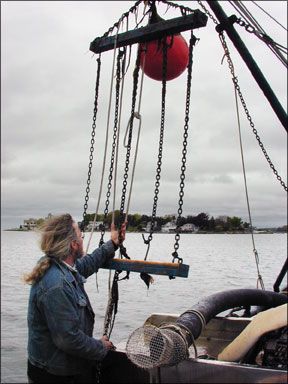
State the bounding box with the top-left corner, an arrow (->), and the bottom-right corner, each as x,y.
1,1 -> 287,230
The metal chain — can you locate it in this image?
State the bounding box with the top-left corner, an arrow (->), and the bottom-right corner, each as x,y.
220,33 -> 287,192
172,32 -> 196,264
100,0 -> 197,42
197,0 -> 286,191
156,0 -> 195,16
97,269 -> 120,384
142,37 -> 168,260
219,32 -> 266,289
81,57 -> 102,231
197,0 -> 218,25
103,271 -> 120,338
235,16 -> 275,43
234,16 -> 257,35
100,49 -> 128,344
102,0 -> 143,38
119,47 -> 142,224
234,16 -> 287,67
99,49 -> 125,245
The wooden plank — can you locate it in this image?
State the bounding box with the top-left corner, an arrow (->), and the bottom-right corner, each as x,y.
90,10 -> 208,54
101,258 -> 189,278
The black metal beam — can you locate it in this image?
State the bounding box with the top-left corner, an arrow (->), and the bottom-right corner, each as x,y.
90,10 -> 208,54
273,258 -> 287,292
207,1 -> 287,132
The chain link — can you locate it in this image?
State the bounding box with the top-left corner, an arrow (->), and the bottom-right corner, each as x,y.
99,49 -> 125,245
156,0 -> 195,16
197,0 -> 218,25
172,32 -> 196,264
235,17 -> 275,43
103,271 -> 120,337
119,48 -> 141,224
143,37 -> 168,260
219,33 -> 287,192
81,57 -> 102,231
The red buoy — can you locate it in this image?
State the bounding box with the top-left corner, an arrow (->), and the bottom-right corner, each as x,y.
140,34 -> 189,81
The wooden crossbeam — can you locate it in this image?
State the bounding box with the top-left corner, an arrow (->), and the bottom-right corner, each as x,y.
90,10 -> 208,54
101,258 -> 189,278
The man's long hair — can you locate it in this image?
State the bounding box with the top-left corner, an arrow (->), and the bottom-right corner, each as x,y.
23,214 -> 77,285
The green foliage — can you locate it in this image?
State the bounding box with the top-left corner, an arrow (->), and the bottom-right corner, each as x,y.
228,216 -> 243,229
81,211 -> 247,233
36,218 -> 45,227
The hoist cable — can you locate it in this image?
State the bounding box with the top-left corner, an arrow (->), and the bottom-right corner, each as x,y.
199,0 -> 287,190
219,32 -> 265,289
228,1 -> 287,67
232,67 -> 265,290
229,1 -> 265,34
251,0 -> 287,32
85,27 -> 120,254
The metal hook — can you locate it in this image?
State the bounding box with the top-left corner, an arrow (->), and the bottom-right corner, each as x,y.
142,234 -> 152,261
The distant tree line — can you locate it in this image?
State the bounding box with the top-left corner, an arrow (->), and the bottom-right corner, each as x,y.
21,213 -> 286,233
82,211 -> 251,232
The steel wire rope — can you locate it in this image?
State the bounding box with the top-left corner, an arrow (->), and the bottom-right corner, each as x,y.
199,0 -> 287,190
228,1 -> 287,67
219,32 -> 265,290
229,1 -> 265,33
251,0 -> 287,32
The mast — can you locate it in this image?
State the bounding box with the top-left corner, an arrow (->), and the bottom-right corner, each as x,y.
207,1 -> 287,132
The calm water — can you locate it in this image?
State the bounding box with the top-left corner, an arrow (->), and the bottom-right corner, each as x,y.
1,231 -> 287,383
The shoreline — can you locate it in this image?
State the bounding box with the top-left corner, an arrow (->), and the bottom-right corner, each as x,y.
3,229 -> 285,234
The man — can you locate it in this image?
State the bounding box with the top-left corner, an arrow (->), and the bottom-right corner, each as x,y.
24,213 -> 126,383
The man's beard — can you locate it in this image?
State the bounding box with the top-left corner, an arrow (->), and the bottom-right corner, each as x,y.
74,248 -> 84,260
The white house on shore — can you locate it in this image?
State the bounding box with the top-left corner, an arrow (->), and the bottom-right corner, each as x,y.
161,221 -> 177,233
22,218 -> 37,230
180,223 -> 199,233
161,221 -> 199,233
86,221 -> 104,231
21,213 -> 53,230
144,221 -> 158,232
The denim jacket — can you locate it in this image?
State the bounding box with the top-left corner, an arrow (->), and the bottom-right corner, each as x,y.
27,240 -> 115,376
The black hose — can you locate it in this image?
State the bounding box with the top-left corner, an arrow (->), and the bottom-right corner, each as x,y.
176,289 -> 287,346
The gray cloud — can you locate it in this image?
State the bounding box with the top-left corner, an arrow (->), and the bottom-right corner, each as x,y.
2,1 -> 287,229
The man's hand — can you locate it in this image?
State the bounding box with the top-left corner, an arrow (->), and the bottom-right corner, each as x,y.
110,222 -> 127,246
101,335 -> 116,351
